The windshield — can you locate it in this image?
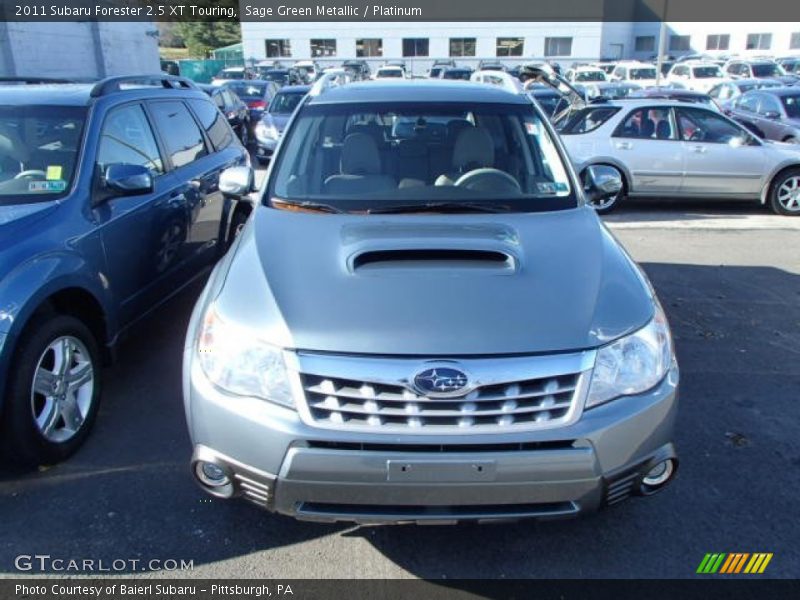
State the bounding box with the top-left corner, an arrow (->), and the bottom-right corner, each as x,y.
0,105 -> 86,205
781,95 -> 800,118
226,82 -> 266,98
268,102 -> 575,213
378,69 -> 403,78
782,61 -> 800,74
630,68 -> 657,80
693,66 -> 724,78
529,93 -> 562,116
752,64 -> 784,77
442,70 -> 471,80
268,92 -> 305,114
575,71 -> 606,82
263,71 -> 288,84
217,70 -> 244,80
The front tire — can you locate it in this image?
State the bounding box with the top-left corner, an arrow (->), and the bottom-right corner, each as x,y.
769,168 -> 800,216
1,314 -> 102,468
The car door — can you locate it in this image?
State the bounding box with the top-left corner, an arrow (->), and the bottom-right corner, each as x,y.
93,102 -> 184,326
610,106 -> 683,194
676,106 -> 766,197
147,99 -> 225,283
728,92 -> 762,135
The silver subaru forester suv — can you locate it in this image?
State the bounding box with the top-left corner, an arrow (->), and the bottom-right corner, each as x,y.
183,78 -> 679,524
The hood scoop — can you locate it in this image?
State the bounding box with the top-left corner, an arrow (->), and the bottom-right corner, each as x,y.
351,248 -> 517,274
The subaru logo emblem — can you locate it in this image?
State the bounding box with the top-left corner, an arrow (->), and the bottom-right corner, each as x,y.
413,365 -> 470,397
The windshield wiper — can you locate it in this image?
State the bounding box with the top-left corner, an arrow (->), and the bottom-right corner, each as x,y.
271,199 -> 343,213
367,202 -> 508,214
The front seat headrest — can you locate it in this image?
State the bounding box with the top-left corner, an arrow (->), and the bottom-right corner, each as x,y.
341,133 -> 381,175
452,127 -> 494,171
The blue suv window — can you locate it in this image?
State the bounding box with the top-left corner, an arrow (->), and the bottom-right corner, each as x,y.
188,98 -> 234,151
0,105 -> 86,204
148,101 -> 207,169
97,104 -> 163,176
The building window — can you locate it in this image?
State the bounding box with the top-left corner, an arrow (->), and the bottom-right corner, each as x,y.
497,37 -> 525,57
544,37 -> 572,57
265,39 -> 291,58
792,32 -> 800,50
634,36 -> 655,52
356,38 -> 383,57
449,37 -> 476,57
669,35 -> 691,52
706,34 -> 730,51
402,38 -> 429,57
310,39 -> 336,58
746,33 -> 772,50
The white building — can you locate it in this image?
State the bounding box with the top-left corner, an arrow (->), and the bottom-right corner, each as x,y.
241,21 -> 800,75
0,22 -> 160,80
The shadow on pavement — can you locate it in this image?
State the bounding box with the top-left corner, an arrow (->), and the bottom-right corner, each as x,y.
0,263 -> 798,577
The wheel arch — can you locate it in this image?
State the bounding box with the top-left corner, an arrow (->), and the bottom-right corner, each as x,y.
762,162 -> 800,205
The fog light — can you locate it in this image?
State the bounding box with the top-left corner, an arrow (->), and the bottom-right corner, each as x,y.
195,461 -> 230,487
642,459 -> 674,488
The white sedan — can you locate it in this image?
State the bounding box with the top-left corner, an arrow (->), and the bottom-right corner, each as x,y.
555,98 -> 800,215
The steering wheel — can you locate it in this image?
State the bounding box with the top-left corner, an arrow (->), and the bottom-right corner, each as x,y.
14,170 -> 48,180
689,130 -> 706,142
454,168 -> 521,193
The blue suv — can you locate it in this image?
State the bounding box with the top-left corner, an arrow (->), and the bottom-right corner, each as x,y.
0,75 -> 251,467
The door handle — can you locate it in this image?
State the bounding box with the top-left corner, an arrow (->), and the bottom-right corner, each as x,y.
615,141 -> 633,150
692,145 -> 707,153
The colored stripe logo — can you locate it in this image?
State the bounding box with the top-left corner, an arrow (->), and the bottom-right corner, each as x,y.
696,553 -> 773,574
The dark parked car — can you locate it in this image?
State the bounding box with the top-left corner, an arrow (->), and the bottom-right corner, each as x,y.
223,80 -> 281,132
198,84 -> 251,145
777,58 -> 800,75
258,68 -> 304,87
708,78 -> 783,110
341,60 -> 371,81
253,85 -> 310,163
724,60 -> 798,86
0,75 -> 249,467
726,88 -> 800,144
439,67 -> 473,81
526,83 -> 568,117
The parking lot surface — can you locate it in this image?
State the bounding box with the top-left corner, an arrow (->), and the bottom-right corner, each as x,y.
1,195 -> 799,579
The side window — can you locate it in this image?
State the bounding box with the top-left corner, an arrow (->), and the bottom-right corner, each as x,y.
96,103 -> 163,176
613,107 -> 675,140
221,89 -> 237,107
212,93 -> 225,109
736,94 -> 759,113
148,101 -> 208,169
188,98 -> 235,151
612,66 -> 624,79
756,94 -> 781,116
677,107 -> 747,144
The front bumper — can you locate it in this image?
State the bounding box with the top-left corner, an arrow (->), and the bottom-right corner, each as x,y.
184,352 -> 679,524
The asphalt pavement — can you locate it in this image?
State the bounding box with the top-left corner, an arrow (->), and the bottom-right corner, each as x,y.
1,196 -> 798,579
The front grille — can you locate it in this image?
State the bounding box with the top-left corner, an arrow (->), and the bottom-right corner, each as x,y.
306,440 -> 576,452
299,367 -> 585,432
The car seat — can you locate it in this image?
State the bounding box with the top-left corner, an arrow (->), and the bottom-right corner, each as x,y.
323,133 -> 396,195
435,127 -> 495,186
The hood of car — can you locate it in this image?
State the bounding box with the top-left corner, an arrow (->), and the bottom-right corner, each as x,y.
213,206 -> 654,356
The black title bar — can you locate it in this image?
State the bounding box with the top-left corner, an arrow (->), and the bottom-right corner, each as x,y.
1,0 -> 799,22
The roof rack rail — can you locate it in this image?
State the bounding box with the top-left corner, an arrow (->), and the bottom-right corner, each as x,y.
0,76 -> 88,85
90,74 -> 197,98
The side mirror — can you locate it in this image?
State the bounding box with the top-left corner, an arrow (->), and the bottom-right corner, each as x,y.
104,164 -> 153,196
219,165 -> 255,200
762,110 -> 780,120
583,165 -> 623,203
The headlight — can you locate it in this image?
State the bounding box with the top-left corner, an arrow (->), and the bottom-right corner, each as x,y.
255,120 -> 279,142
586,301 -> 674,408
196,307 -> 294,408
